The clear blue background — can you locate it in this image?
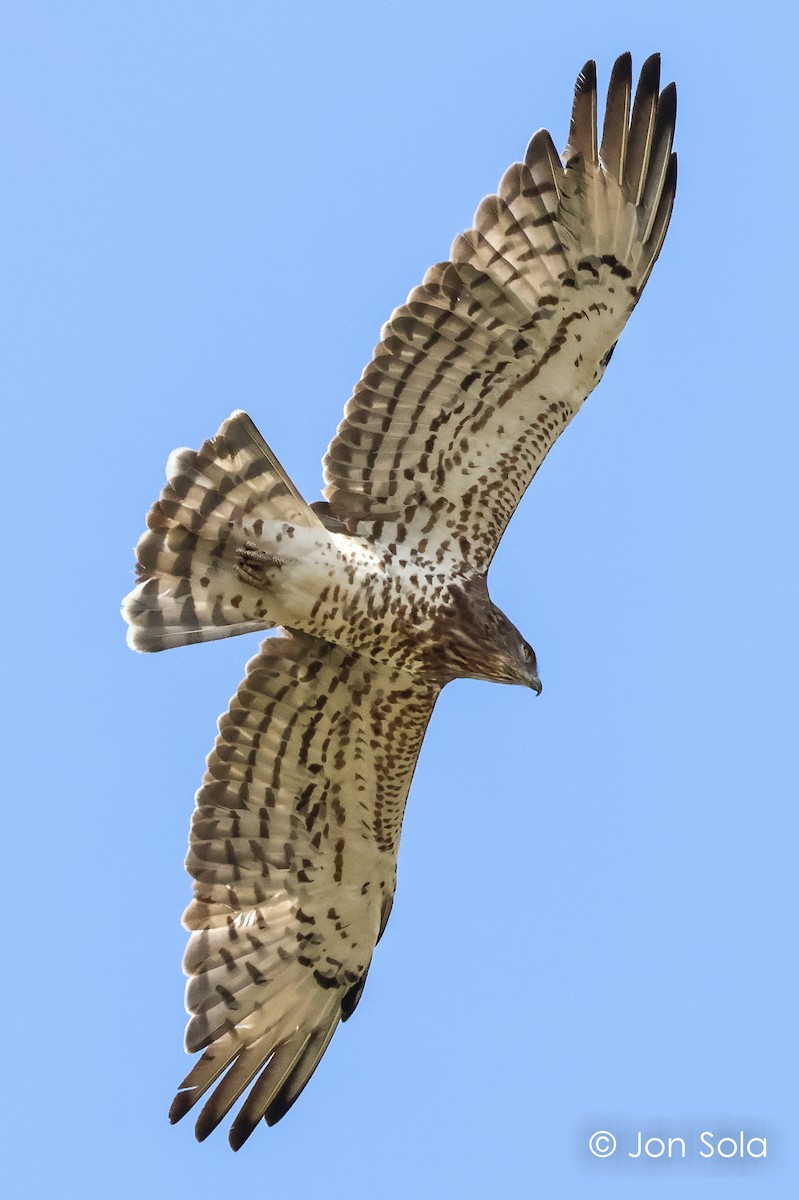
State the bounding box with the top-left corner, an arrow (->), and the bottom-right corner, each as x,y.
3,2 -> 796,1196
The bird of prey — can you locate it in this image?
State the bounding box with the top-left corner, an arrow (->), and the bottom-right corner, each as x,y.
123,54 -> 676,1148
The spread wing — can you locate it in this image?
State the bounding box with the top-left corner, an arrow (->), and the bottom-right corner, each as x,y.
322,54 -> 676,571
169,631 -> 439,1149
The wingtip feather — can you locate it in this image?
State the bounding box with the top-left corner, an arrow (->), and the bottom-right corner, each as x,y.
624,54 -> 662,204
568,59 -> 598,164
600,52 -> 632,181
640,150 -> 678,287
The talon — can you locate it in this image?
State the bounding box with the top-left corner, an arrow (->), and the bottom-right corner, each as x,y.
236,542 -> 267,588
235,543 -> 284,589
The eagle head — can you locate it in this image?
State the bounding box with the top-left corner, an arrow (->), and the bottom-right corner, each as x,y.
478,605 -> 542,692
430,579 -> 542,692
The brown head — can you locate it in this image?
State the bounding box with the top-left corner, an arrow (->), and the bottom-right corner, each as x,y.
426,577 -> 542,692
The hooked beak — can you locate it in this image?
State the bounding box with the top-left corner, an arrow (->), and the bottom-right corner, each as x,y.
529,671 -> 542,696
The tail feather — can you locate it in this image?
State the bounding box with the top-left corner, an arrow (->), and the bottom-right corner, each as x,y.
122,411 -> 322,652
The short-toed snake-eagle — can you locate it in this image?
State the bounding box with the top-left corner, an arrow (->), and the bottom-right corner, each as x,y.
123,54 -> 676,1148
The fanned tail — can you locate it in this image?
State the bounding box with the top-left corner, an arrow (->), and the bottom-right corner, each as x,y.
122,411 -> 322,652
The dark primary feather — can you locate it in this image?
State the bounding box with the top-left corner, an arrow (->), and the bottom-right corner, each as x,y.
600,52 -> 632,181
568,60 -> 598,163
624,53 -> 662,205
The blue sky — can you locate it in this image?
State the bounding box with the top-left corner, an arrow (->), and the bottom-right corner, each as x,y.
3,2 -> 797,1197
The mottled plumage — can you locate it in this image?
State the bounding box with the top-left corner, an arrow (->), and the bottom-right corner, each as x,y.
123,54 -> 676,1148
